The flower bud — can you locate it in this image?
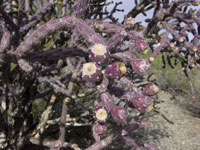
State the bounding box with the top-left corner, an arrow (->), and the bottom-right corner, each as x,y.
111,106 -> 128,123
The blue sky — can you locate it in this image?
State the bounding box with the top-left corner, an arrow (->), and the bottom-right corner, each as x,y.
106,0 -> 200,41
106,0 -> 153,25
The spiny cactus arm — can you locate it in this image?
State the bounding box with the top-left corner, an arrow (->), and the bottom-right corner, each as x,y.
31,94 -> 57,138
97,75 -> 109,93
0,30 -> 11,53
193,15 -> 200,26
25,47 -> 87,61
107,32 -> 126,50
24,0 -> 31,12
86,119 -> 146,150
86,134 -> 115,150
149,32 -> 169,61
111,51 -> 135,63
14,16 -> 76,58
38,77 -> 72,95
127,30 -> 143,40
92,125 -> 100,141
75,0 -> 90,18
76,19 -> 105,45
162,21 -> 184,42
69,27 -> 80,47
127,0 -> 155,18
120,77 -> 143,95
0,6 -> 18,31
57,58 -> 83,150
14,16 -> 105,58
89,20 -> 124,33
120,137 -> 159,150
20,2 -> 53,33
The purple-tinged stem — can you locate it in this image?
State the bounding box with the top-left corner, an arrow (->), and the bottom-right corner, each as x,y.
0,31 -> 11,53
75,0 -> 90,18
20,2 -> 53,33
162,22 -> 184,42
14,16 -> 76,58
56,58 -> 83,150
76,19 -> 105,45
149,32 -> 169,61
86,119 -> 145,150
25,0 -> 30,12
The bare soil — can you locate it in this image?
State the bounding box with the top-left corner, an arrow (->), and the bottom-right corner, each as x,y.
136,90 -> 200,150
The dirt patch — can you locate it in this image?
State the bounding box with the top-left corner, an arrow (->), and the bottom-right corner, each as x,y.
136,90 -> 200,150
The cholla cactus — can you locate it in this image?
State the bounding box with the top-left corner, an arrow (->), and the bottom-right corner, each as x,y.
101,92 -> 114,112
131,59 -> 150,76
93,106 -> 108,122
129,95 -> 153,113
104,62 -> 127,79
82,62 -> 102,82
135,39 -> 149,54
93,123 -> 107,135
143,83 -> 159,96
1,0 -> 198,149
89,43 -> 110,65
111,106 -> 128,123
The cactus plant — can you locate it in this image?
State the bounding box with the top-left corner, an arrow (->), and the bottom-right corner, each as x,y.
111,106 -> 128,123
82,62 -> 102,82
129,95 -> 153,113
104,62 -> 127,79
143,83 -> 159,96
93,106 -> 108,122
89,43 -> 110,65
131,59 -> 150,76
